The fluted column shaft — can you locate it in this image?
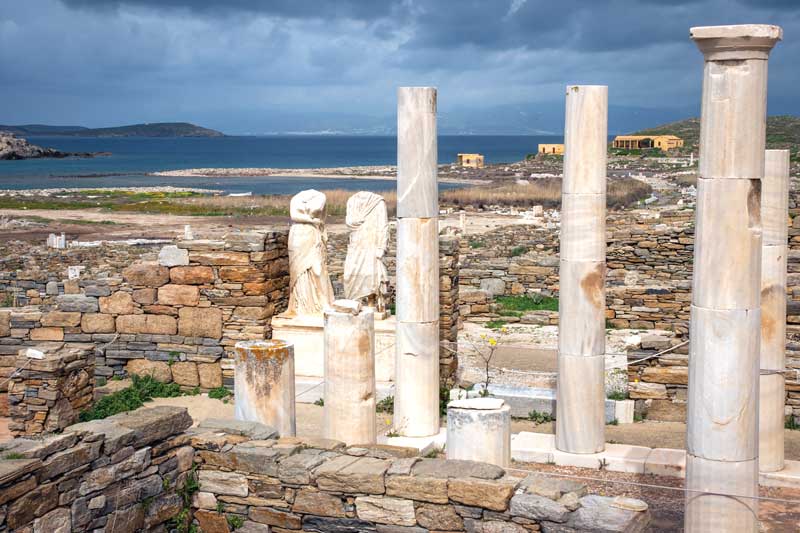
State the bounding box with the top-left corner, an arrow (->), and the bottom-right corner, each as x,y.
555,85 -> 608,454
394,87 -> 440,437
686,24 -> 782,533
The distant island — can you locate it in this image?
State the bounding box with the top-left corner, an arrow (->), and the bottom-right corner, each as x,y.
0,132 -> 109,160
0,122 -> 224,138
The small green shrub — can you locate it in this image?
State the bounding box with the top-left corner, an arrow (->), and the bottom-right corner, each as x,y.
208,387 -> 231,400
469,239 -> 484,249
607,418 -> 619,426
634,412 -> 645,423
496,294 -> 558,312
227,515 -> 245,530
786,416 -> 800,430
79,374 -> 183,421
3,452 -> 24,460
607,391 -> 627,401
528,410 -> 554,424
376,395 -> 394,414
314,398 -> 325,407
510,246 -> 528,257
485,320 -> 508,329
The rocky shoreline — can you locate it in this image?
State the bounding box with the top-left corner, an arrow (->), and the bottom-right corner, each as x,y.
0,132 -> 109,160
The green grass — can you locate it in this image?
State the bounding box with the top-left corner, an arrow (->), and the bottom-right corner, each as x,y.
469,239 -> 485,249
485,320 -> 508,329
607,418 -> 619,426
510,246 -> 528,257
79,374 -> 185,421
3,452 -> 24,460
496,294 -> 558,312
528,410 -> 554,424
227,515 -> 245,530
786,417 -> 800,431
376,395 -> 394,414
607,391 -> 627,401
314,398 -> 324,407
208,387 -> 231,400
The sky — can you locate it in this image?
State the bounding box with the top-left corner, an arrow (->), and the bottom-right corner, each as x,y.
1,0 -> 798,134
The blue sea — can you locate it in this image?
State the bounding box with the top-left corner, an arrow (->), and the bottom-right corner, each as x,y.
0,135 -> 562,195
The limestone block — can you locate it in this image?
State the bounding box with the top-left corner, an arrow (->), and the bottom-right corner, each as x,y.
81,313 -> 116,334
171,362 -> 199,387
397,87 -> 437,218
762,150 -> 790,245
197,470 -> 248,497
132,288 -> 157,305
158,284 -> 200,306
158,245 -> 189,267
99,292 -> 135,315
562,85 -> 607,195
759,373 -> 785,472
0,310 -> 9,337
315,455 -> 389,494
355,496 -> 416,526
189,251 -> 250,266
556,353 -> 605,453
558,260 -> 605,357
323,304 -> 376,445
687,305 -> 759,461
641,366 -> 688,385
684,454 -> 758,532
234,340 -> 296,437
396,218 -> 440,323
415,503 -> 464,530
394,321 -> 440,437
560,193 -> 606,262
692,178 -> 762,309
30,327 -> 64,341
41,311 -> 81,327
178,307 -> 222,339
446,398 -> 511,467
447,476 -> 516,511
219,266 -> 265,283
198,362 -> 223,389
169,266 -> 214,285
122,263 -> 170,288
292,489 -> 346,517
116,315 -> 177,335
126,359 -> 172,383
56,295 -> 99,313
628,381 -> 667,399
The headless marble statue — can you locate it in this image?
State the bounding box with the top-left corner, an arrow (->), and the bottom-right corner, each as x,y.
344,191 -> 390,316
286,189 -> 334,316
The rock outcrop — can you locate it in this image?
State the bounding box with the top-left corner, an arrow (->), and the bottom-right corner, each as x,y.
0,132 -> 105,160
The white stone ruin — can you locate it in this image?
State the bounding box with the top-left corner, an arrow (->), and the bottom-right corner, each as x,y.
46,232 -> 66,249
233,339 -> 296,437
446,397 -> 511,467
684,24 -> 782,533
322,299 -> 376,445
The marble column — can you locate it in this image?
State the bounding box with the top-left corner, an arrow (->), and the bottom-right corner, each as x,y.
760,149 -> 790,473
447,398 -> 511,467
394,87 -> 441,437
233,340 -> 296,437
323,299 -> 376,445
686,24 -> 782,533
555,85 -> 608,454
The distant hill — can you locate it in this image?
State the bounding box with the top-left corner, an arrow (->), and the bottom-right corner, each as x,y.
633,115 -> 800,151
0,122 -> 224,138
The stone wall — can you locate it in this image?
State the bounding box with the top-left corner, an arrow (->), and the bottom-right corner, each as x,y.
190,420 -> 650,532
8,344 -> 95,437
0,405 -> 194,532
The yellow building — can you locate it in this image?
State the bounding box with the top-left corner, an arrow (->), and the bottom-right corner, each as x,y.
457,153 -> 484,168
612,135 -> 684,151
538,143 -> 564,155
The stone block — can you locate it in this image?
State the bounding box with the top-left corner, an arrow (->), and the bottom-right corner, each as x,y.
99,292 -> 135,315
158,284 -> 200,306
108,406 -> 192,446
81,313 -> 116,333
0,310 -> 10,336
56,295 -> 99,313
628,382 -> 668,399
315,455 -> 389,494
385,474 -> 448,504
198,362 -> 222,388
171,361 -> 199,386
41,311 -> 82,327
198,470 -> 248,496
159,245 -> 190,267
33,506 -> 71,533
248,507 -> 302,529
116,314 -> 177,335
644,448 -> 686,478
415,502 -> 464,530
509,493 -> 570,523
196,418 -> 278,440
356,496 -> 416,526
641,366 -> 688,385
448,477 -> 517,511
133,288 -> 157,305
647,399 -> 686,422
193,509 -> 231,533
126,359 -> 172,383
178,307 -> 222,339
170,266 -> 215,285
219,266 -> 266,283
30,327 -> 64,341
190,251 -> 250,266
123,263 -> 170,288
292,489 -> 346,517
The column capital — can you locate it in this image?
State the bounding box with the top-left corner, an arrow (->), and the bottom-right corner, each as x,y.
691,24 -> 782,61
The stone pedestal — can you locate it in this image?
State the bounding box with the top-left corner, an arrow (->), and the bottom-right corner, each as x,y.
323,300 -> 376,445
556,85 -> 608,455
760,149 -> 790,473
233,340 -> 296,437
272,314 -> 396,382
447,398 -> 511,467
686,24 -> 782,533
394,87 -> 441,437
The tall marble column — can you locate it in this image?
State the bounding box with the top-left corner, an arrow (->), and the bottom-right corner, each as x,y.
323,300 -> 376,445
760,149 -> 790,473
233,340 -> 296,437
555,85 -> 608,454
686,24 -> 782,533
394,87 -> 441,437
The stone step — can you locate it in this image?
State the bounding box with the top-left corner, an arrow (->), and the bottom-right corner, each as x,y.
295,376 -> 394,404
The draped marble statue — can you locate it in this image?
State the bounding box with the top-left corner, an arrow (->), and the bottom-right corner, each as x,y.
344,191 -> 390,316
286,189 -> 334,316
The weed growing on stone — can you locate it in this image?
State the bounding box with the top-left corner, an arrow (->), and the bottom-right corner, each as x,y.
227,514 -> 245,530
496,294 -> 558,312
469,239 -> 485,249
208,387 -> 231,400
786,417 -> 800,431
607,418 -> 619,425
79,374 -> 184,421
314,398 -> 325,407
606,391 -> 627,401
510,246 -> 528,257
376,395 -> 394,414
2,452 -> 24,460
485,320 -> 507,329
528,410 -> 554,425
